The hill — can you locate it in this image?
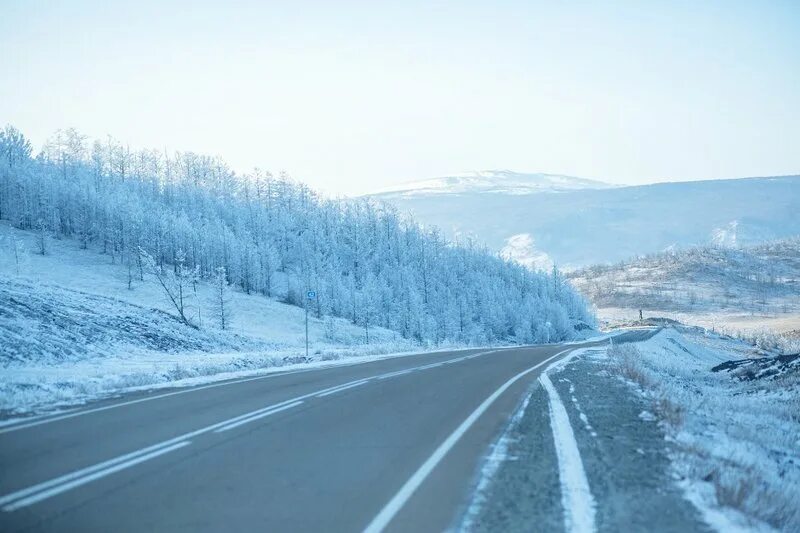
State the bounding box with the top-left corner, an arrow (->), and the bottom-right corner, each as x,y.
566,239 -> 800,333
368,173 -> 800,269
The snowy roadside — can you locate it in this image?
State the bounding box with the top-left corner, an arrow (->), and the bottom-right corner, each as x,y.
463,334 -> 709,533
464,327 -> 799,532
606,328 -> 799,532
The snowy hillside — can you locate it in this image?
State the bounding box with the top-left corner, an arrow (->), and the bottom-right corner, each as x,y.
372,170 -> 614,197
567,239 -> 800,333
369,174 -> 800,268
0,222 -> 415,413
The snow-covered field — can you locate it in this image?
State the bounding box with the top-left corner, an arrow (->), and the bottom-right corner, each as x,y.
568,238 -> 800,340
0,223 -> 426,415
609,328 -> 799,532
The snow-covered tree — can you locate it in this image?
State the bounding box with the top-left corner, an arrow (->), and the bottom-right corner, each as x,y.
0,124 -> 595,344
213,266 -> 232,330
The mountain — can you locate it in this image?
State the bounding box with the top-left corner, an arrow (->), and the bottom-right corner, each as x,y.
373,170 -> 615,197
368,173 -> 800,269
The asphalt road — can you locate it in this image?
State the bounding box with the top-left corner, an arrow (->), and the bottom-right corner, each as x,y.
0,335 -> 644,532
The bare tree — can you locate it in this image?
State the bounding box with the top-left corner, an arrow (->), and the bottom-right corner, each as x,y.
140,247 -> 198,327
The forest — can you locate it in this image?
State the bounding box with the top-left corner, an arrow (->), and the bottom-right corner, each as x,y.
0,125 -> 593,345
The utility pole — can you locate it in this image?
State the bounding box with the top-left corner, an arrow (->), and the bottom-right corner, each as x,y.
305,299 -> 309,358
305,290 -> 316,358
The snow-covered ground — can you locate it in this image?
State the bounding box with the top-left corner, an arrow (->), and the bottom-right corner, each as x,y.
0,223 -> 429,415
598,307 -> 800,336
568,238 -> 800,336
465,327 -> 798,532
608,328 -> 799,531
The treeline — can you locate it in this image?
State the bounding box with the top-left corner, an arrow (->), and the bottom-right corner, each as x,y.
0,125 -> 593,344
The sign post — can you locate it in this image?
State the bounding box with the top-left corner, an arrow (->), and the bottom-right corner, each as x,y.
305,290 -> 316,358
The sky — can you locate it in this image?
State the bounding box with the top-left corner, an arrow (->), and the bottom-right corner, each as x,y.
1,0 -> 799,196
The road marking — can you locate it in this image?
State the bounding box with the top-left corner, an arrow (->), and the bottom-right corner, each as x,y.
214,401 -> 304,433
0,347 -> 511,434
0,441 -> 191,511
0,369 -> 313,435
0,349 -> 503,511
540,353 -> 596,533
313,378 -> 372,397
363,348 -> 572,533
317,380 -> 369,397
377,369 -> 414,380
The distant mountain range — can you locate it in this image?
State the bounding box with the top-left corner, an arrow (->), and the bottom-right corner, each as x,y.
367,172 -> 800,269
373,170 -> 615,197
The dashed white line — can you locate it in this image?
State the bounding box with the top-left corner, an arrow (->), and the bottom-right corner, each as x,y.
214,401 -> 304,432
317,381 -> 369,397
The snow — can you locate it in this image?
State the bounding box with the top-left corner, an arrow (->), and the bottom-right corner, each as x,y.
500,233 -> 554,271
540,349 -> 597,533
0,223 -> 432,414
569,236 -> 800,339
370,170 -> 614,197
610,328 -> 799,531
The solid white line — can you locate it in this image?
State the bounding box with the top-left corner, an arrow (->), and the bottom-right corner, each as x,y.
2,441 -> 191,511
0,437 -> 190,508
214,401 -> 304,433
540,353 -> 596,533
0,349 -> 503,511
362,348 -> 572,533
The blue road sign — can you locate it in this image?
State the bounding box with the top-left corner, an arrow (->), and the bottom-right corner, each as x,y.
307,290 -> 316,300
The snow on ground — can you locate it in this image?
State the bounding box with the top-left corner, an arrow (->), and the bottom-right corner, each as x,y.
609,328 -> 799,532
598,307 -> 800,336
0,223 -> 431,415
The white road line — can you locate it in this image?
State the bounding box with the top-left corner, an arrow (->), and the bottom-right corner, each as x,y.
317,381 -> 368,397
214,401 -> 304,432
2,442 -> 191,511
540,352 -> 596,533
314,378 -> 372,397
0,369 -> 312,435
0,348 -> 511,434
377,369 -> 414,380
363,348 -> 572,533
0,349 -> 502,511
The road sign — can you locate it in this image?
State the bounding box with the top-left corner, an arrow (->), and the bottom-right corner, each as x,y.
307,290 -> 316,300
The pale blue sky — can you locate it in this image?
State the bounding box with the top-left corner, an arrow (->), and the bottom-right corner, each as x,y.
2,0 -> 798,195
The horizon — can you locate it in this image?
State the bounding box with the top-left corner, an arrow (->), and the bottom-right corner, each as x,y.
2,1 -> 799,196
6,122 -> 800,199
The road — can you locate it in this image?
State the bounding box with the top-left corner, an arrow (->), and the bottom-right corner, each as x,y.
0,335 -> 643,532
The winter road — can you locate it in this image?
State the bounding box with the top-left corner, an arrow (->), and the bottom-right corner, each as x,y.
0,332 -> 649,532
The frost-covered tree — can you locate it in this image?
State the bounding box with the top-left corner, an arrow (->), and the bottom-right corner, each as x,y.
0,125 -> 595,344
213,266 -> 232,330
